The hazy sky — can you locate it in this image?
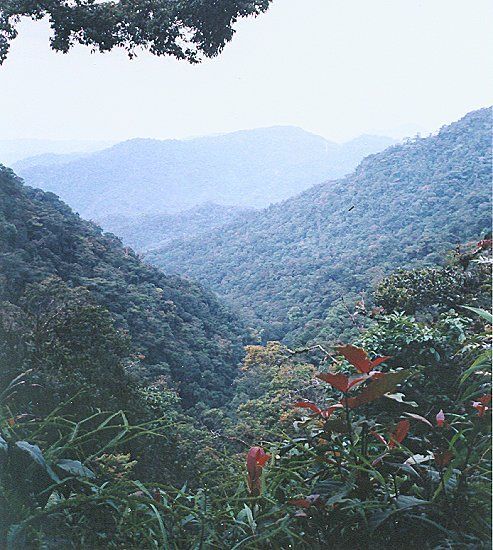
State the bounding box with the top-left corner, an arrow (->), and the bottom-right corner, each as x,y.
0,0 -> 491,143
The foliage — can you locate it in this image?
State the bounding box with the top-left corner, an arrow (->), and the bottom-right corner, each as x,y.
225,342 -> 324,444
0,375 -> 193,549
0,0 -> 271,64
0,277 -> 234,491
101,204 -> 254,253
0,166 -> 246,409
236,325 -> 491,548
374,244 -> 491,317
0,95 -> 491,547
148,107 -> 492,344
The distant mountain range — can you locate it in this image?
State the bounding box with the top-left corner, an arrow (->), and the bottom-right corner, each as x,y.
147,108 -> 492,344
0,139 -> 113,166
15,127 -> 396,219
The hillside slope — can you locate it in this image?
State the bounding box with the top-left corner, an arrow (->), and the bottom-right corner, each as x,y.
15,127 -> 395,219
100,203 -> 255,252
148,108 -> 492,343
0,167 -> 246,408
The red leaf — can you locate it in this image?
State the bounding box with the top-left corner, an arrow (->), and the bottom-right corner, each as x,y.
344,370 -> 410,408
247,447 -> 270,495
389,419 -> 410,448
336,345 -> 373,373
434,450 -> 454,467
478,239 -> 492,250
256,454 -> 271,467
316,372 -> 351,392
404,412 -> 433,428
471,395 -> 492,417
370,356 -> 393,369
294,401 -> 322,415
435,409 -> 445,428
370,430 -> 388,446
320,404 -> 343,418
480,394 -> 492,405
471,401 -> 489,417
288,499 -> 311,508
347,375 -> 369,390
336,344 -> 391,374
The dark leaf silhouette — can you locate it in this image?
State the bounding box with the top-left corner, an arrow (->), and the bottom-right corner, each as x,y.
345,370 -> 410,408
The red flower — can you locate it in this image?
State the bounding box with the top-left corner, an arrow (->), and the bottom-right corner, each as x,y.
246,446 -> 270,496
336,344 -> 391,374
436,409 -> 445,428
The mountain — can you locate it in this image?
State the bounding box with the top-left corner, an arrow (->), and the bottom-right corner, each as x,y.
0,139 -> 112,166
12,151 -> 90,171
15,127 -> 396,219
0,166 -> 246,408
99,203 -> 255,252
147,107 -> 492,343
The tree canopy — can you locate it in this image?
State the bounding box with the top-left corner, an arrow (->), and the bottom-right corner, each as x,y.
0,166 -> 246,409
148,107 -> 492,344
0,0 -> 271,64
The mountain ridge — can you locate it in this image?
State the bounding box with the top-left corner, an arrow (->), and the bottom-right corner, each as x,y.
15,127 -> 396,219
147,107 -> 492,343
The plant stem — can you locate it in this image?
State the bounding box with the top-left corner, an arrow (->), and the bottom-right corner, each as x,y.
438,464 -> 450,507
343,392 -> 354,447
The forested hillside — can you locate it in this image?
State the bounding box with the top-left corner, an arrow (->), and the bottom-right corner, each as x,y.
149,108 -> 492,343
0,166 -> 246,408
100,203 -> 255,252
15,127 -> 395,219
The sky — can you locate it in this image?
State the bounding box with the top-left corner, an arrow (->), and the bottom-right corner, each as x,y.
0,0 -> 492,144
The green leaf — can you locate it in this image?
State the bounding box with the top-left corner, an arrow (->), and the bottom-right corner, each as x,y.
369,495 -> 429,532
7,523 -> 27,550
385,392 -> 418,407
57,459 -> 95,479
395,495 -> 429,509
459,350 -> 492,386
461,306 -> 493,323
15,441 -> 60,483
